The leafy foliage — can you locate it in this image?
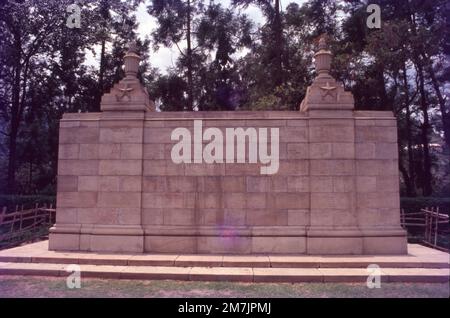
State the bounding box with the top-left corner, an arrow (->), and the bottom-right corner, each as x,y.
0,0 -> 448,198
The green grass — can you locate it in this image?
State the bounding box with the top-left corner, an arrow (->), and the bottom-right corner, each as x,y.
0,276 -> 448,298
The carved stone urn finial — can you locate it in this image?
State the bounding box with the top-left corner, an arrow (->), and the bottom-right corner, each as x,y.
318,36 -> 327,50
99,39 -> 155,112
124,41 -> 141,78
314,35 -> 332,77
299,34 -> 354,112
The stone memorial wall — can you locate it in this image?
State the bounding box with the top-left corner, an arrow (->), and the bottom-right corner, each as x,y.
49,39 -> 407,255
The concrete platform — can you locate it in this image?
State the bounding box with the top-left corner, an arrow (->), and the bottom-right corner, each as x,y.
0,241 -> 448,283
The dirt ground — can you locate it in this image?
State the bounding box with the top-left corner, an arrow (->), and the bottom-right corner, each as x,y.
0,275 -> 448,298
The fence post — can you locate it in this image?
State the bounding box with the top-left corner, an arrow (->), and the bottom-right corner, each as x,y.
10,210 -> 16,234
430,207 -> 434,243
49,204 -> 55,223
400,209 -> 405,228
434,207 -> 439,246
0,206 -> 6,224
34,204 -> 39,230
19,207 -> 24,232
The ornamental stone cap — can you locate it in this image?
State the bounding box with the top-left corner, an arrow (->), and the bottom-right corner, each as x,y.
100,41 -> 155,112
300,36 -> 354,112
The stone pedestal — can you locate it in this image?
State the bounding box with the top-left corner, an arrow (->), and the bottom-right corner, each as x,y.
49,39 -> 407,255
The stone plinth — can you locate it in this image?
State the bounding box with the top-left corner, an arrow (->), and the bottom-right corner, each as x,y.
50,110 -> 407,254
49,39 -> 407,255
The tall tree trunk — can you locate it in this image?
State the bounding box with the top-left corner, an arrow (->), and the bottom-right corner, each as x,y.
423,58 -> 450,150
186,0 -> 194,111
406,2 -> 433,195
416,59 -> 433,196
273,0 -> 283,86
376,63 -> 391,111
402,63 -> 416,196
29,159 -> 32,192
7,124 -> 18,194
399,160 -> 414,196
96,0 -> 109,112
7,32 -> 22,194
96,37 -> 106,112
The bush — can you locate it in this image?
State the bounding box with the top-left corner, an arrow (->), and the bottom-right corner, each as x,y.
400,197 -> 450,214
0,195 -> 56,212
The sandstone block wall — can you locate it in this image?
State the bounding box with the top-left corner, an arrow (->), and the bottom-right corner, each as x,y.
50,110 -> 407,254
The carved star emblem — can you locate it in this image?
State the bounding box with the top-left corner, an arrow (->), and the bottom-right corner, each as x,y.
320,82 -> 337,100
115,84 -> 134,101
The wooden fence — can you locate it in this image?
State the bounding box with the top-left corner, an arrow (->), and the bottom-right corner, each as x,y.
401,207 -> 449,252
0,204 -> 56,249
1,204 -> 448,252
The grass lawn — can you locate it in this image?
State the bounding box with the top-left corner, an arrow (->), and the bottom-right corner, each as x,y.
0,276 -> 448,298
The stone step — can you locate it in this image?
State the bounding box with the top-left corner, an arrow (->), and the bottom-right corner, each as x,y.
0,241 -> 448,269
1,253 -> 448,269
0,262 -> 448,283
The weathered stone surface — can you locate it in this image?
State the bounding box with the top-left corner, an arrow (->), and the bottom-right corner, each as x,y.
50,39 -> 406,254
355,127 -> 397,143
55,208 -> 77,223
307,237 -> 363,255
59,128 -> 99,144
57,176 -> 78,192
356,160 -> 398,176
310,160 -> 353,176
287,176 -> 310,192
120,144 -> 143,159
89,235 -> 143,253
58,144 -> 79,160
142,209 -> 164,225
99,128 -> 143,143
58,160 -> 98,176
99,160 -> 142,176
57,192 -> 97,208
52,110 -> 407,255
143,160 -> 184,176
309,126 -> 354,143
79,144 -> 98,160
310,176 -> 332,192
97,192 -> 141,208
197,236 -> 252,254
363,237 -> 408,254
247,210 -> 288,226
99,144 -> 121,159
287,143 -> 309,159
252,237 -> 306,254
78,176 -> 98,192
98,176 -> 120,192
120,176 -> 142,192
311,193 -> 351,209
144,236 -> 197,253
287,210 -> 309,226
49,233 -> 80,251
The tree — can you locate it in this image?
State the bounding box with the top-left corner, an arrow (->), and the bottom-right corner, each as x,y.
232,0 -> 288,87
196,2 -> 253,110
0,0 -> 72,193
334,0 -> 448,196
148,0 -> 204,111
0,0 -> 148,194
